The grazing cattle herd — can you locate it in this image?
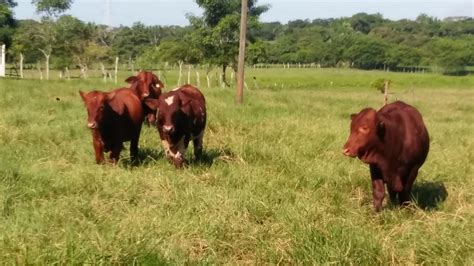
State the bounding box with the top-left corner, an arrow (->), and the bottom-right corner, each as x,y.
79,71 -> 430,212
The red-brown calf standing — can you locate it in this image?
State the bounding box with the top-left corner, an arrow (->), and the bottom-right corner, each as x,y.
125,71 -> 164,124
145,84 -> 206,168
342,101 -> 429,212
79,88 -> 144,164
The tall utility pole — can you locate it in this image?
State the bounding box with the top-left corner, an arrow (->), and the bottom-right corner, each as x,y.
236,0 -> 248,104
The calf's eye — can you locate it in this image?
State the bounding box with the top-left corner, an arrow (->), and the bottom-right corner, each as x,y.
359,126 -> 370,134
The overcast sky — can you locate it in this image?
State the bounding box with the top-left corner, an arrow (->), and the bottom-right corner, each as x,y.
13,0 -> 474,27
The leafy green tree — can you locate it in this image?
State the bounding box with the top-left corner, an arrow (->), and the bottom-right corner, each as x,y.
11,20 -> 42,63
0,0 -> 16,48
54,15 -> 89,69
439,18 -> 474,36
188,0 -> 269,85
270,34 -> 298,63
415,13 -> 441,36
247,40 -> 269,64
25,0 -> 73,78
54,15 -> 111,76
423,37 -> 473,75
32,0 -> 73,18
0,0 -> 17,7
111,22 -> 157,65
288,19 -> 311,29
136,39 -> 199,69
350,13 -> 384,34
32,19 -> 56,79
343,35 -> 388,69
249,21 -> 283,41
385,44 -> 422,68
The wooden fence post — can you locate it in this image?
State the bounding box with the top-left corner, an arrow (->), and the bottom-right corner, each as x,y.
187,64 -> 191,84
114,56 -> 119,84
196,71 -> 201,87
37,63 -> 43,80
177,61 -> 183,86
65,67 -> 70,80
100,62 -> 107,82
0,44 -> 4,77
19,52 -> 24,79
384,80 -> 389,106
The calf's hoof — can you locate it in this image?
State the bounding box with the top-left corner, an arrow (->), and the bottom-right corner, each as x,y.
373,202 -> 383,212
173,157 -> 184,168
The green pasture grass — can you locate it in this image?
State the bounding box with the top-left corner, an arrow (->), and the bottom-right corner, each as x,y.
0,68 -> 473,264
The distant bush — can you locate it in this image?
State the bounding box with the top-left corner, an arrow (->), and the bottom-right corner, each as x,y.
371,78 -> 391,93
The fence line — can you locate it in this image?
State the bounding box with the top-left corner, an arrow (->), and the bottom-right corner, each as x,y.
2,60 -> 472,81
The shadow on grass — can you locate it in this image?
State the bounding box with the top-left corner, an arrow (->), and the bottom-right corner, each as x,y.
121,147 -> 233,169
121,147 -> 165,168
411,181 -> 448,210
190,148 -> 227,168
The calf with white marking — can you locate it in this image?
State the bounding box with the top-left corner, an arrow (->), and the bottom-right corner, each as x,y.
145,84 -> 206,168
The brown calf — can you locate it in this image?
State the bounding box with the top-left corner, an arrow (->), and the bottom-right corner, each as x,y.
79,88 -> 144,164
125,71 -> 164,124
145,84 -> 206,168
343,101 -> 429,212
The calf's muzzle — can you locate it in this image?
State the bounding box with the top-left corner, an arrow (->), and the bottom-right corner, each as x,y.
87,121 -> 97,129
163,125 -> 174,133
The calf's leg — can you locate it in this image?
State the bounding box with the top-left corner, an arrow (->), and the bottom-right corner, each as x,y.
389,174 -> 403,205
400,165 -> 420,204
166,137 -> 187,168
372,179 -> 385,212
92,133 -> 105,164
387,187 -> 398,205
130,127 -> 141,162
109,144 -> 122,164
370,165 -> 385,212
193,131 -> 204,161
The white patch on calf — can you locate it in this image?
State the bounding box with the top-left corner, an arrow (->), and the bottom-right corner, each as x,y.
161,140 -> 172,157
165,96 -> 175,106
161,137 -> 187,160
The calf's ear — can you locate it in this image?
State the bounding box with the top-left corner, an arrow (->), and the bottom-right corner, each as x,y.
152,74 -> 163,88
106,91 -> 125,115
376,120 -> 385,140
350,113 -> 357,120
144,98 -> 160,110
125,76 -> 137,84
79,90 -> 87,102
179,94 -> 193,115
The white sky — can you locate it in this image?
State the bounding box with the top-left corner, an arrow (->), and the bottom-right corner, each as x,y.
13,0 -> 474,26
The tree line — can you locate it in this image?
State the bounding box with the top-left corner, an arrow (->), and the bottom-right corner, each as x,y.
1,0 -> 473,80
